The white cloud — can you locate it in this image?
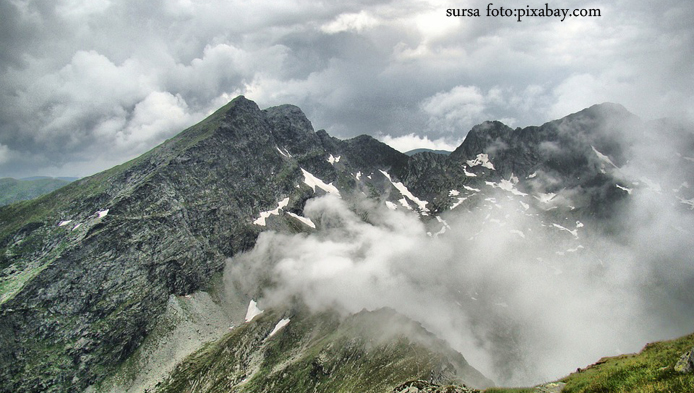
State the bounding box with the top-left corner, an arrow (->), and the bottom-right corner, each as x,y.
421,85 -> 513,133
1,0 -> 693,177
228,190 -> 694,386
321,11 -> 380,34
116,91 -> 198,150
377,133 -> 461,153
0,144 -> 13,165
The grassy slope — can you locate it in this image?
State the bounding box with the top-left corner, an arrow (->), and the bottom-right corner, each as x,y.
486,332 -> 694,393
0,178 -> 72,206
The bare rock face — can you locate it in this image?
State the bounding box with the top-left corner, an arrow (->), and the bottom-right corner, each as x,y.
392,380 -> 480,393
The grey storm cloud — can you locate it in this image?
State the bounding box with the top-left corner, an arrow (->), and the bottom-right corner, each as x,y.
1,0 -> 693,177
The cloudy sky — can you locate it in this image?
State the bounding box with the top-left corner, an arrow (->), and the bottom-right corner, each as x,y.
1,0 -> 692,178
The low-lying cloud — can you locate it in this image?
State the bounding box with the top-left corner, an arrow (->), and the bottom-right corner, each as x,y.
226,140 -> 694,386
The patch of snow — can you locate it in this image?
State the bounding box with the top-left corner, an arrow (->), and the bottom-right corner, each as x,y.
58,220 -> 72,227
301,168 -> 341,196
466,153 -> 495,170
380,170 -> 429,214
97,209 -> 109,218
494,179 -> 528,196
385,201 -> 397,210
449,189 -> 460,196
616,184 -> 632,194
678,197 -> 694,210
463,166 -> 477,177
528,172 -> 537,179
576,221 -> 584,228
510,229 -> 525,238
327,154 -> 341,164
72,223 -> 81,231
355,171 -> 362,180
591,146 -> 618,169
253,198 -> 290,226
245,300 -> 264,323
286,212 -> 316,229
450,197 -> 468,210
534,193 -> 556,204
398,197 -> 413,210
276,146 -> 289,158
567,245 -> 585,253
436,216 -> 451,229
641,178 -> 662,193
520,201 -> 529,210
267,318 -> 291,338
673,181 -> 690,193
552,223 -> 578,238
463,185 -> 481,192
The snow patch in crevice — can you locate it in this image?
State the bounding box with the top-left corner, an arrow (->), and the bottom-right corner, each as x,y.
552,223 -> 578,238
534,193 -> 556,204
510,229 -> 525,238
286,212 -> 316,228
640,178 -> 662,193
673,181 -> 690,193
267,318 -> 291,338
385,201 -> 397,210
616,184 -> 633,194
58,220 -> 72,227
591,145 -> 618,169
253,198 -> 290,226
301,168 -> 341,196
380,170 -> 429,215
398,197 -> 413,210
449,189 -> 460,196
463,185 -> 481,193
463,165 -> 477,177
327,154 -> 341,164
466,153 -> 495,170
487,177 -> 527,196
245,300 -> 264,323
276,146 -> 291,158
434,216 -> 452,237
450,197 -> 468,210
97,209 -> 109,218
678,197 -> 694,210
355,171 -> 362,181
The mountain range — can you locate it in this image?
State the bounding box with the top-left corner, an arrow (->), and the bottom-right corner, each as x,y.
1,96 -> 693,392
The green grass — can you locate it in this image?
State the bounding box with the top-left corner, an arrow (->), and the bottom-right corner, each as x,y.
560,332 -> 694,393
0,177 -> 72,206
485,332 -> 694,393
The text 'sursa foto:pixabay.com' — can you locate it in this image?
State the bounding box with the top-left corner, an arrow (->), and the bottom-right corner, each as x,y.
447,3 -> 601,22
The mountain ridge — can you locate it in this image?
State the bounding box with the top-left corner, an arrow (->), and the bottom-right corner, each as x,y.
0,96 -> 692,392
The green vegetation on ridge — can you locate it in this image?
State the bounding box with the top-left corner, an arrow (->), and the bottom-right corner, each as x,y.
485,332 -> 694,393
